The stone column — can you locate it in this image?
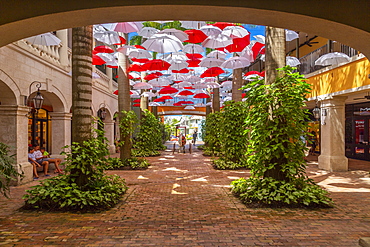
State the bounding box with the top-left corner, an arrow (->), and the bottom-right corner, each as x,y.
49,112 -> 72,159
104,121 -> 116,154
56,29 -> 69,68
318,96 -> 348,171
0,106 -> 33,184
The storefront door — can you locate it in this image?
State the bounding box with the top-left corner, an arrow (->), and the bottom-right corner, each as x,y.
28,109 -> 50,150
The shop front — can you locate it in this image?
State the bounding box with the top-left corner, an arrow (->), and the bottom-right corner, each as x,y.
345,102 -> 370,160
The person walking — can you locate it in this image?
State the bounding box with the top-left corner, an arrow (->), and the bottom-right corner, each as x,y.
192,131 -> 197,145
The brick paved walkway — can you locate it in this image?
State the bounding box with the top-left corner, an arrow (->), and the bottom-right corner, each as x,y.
0,144 -> 370,246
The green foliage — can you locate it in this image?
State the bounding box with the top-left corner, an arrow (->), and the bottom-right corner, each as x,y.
231,66 -> 332,207
23,128 -> 127,211
160,121 -> 171,144
213,101 -> 249,169
203,111 -> 223,156
105,157 -> 150,170
0,142 -> 23,198
133,110 -> 165,157
117,110 -> 138,146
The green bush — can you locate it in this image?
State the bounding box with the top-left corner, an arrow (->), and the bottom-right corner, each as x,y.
213,158 -> 246,170
203,111 -> 223,156
23,127 -> 127,211
231,66 -> 332,207
0,142 -> 23,198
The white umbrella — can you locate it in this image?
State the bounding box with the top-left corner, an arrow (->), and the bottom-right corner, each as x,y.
253,35 -> 265,44
177,81 -> 192,88
142,91 -> 156,98
114,22 -> 140,33
142,34 -> 183,53
25,32 -> 61,46
94,30 -> 121,45
286,56 -> 301,66
185,75 -> 201,83
200,25 -> 222,37
167,73 -> 187,81
129,80 -> 137,86
128,49 -> 153,59
223,96 -> 232,102
96,53 -> 116,62
222,26 -> 249,38
194,103 -> 206,107
202,34 -> 233,49
184,106 -> 196,110
206,50 -> 227,60
194,89 -> 207,94
169,61 -> 189,71
202,77 -> 217,83
159,28 -> 189,42
192,83 -> 208,89
243,74 -> 263,81
161,52 -> 188,63
206,82 -> 220,88
138,27 -> 159,38
314,52 -> 351,66
149,102 -> 161,106
183,44 -> 204,54
240,46 -> 254,62
206,102 -> 213,106
286,30 -> 299,41
180,21 -> 207,29
130,90 -> 140,95
100,23 -> 117,31
221,80 -> 233,88
221,57 -> 251,69
148,77 -> 171,87
129,72 -> 141,79
133,82 -> 153,90
199,57 -> 224,67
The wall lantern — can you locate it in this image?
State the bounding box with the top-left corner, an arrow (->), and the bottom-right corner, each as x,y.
98,103 -> 107,120
312,105 -> 320,120
28,81 -> 44,115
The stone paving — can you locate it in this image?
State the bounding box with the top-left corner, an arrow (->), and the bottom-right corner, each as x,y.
0,143 -> 370,246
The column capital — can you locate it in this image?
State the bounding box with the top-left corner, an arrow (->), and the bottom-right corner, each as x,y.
321,96 -> 348,107
49,112 -> 72,120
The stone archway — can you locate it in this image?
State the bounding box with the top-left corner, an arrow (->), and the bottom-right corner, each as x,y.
0,69 -> 20,105
0,1 -> 369,58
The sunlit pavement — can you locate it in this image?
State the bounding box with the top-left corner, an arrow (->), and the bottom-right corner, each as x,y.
0,144 -> 369,246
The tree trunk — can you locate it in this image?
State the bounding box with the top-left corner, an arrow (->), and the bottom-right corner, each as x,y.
232,68 -> 243,101
117,34 -> 132,160
265,26 -> 286,85
71,26 -> 93,144
263,26 -> 287,180
212,88 -> 220,112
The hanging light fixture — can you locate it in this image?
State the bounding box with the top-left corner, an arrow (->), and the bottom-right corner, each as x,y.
98,103 -> 107,120
28,81 -> 44,114
312,99 -> 320,120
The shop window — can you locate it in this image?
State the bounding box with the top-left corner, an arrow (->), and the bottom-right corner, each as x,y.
28,109 -> 51,150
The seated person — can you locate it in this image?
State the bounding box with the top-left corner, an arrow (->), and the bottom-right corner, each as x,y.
28,146 -> 49,178
34,145 -> 63,174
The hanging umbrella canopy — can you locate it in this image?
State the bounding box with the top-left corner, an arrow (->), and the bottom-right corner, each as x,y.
222,26 -> 250,38
159,86 -> 178,94
173,102 -> 183,106
131,58 -> 150,63
154,97 -> 166,102
199,57 -> 225,68
92,55 -> 106,65
128,49 -> 152,59
243,74 -> 263,81
194,93 -> 210,99
169,61 -> 189,71
96,52 -> 115,62
142,59 -> 171,71
286,30 -> 299,41
94,30 -> 121,45
183,44 -> 204,54
178,90 -> 194,96
114,22 -> 140,33
253,35 -> 266,44
225,37 -> 250,52
113,36 -> 126,45
201,67 -> 225,78
186,53 -> 203,60
244,71 -> 262,76
206,50 -> 227,60
25,32 -> 62,46
220,80 -> 233,88
206,82 -> 220,88
240,46 -> 254,62
133,99 -> 141,103
173,68 -> 190,73
133,82 -> 153,90
129,72 -> 141,79
159,28 -> 189,42
142,34 -> 183,53
177,81 -> 193,88
184,106 -> 196,110
128,63 -> 146,72
202,34 -> 233,49
138,27 -> 159,38
180,21 -> 207,29
149,102 -> 161,106
286,56 -> 301,66
148,77 -> 171,87
184,29 -> 208,43
200,25 -> 223,37
93,45 -> 114,54
192,83 -> 208,89
221,56 -> 251,69
144,73 -> 160,81
185,75 -> 201,83
142,91 -> 156,98
161,95 -> 174,100
314,52 -> 351,66
187,59 -> 201,67
251,42 -> 265,60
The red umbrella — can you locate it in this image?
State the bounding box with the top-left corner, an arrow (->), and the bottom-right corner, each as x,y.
173,102 -> 183,106
211,22 -> 236,30
183,101 -> 194,104
161,95 -> 173,100
225,36 -> 250,52
93,45 -> 115,53
200,67 -> 225,78
133,45 -> 146,50
172,68 -> 190,73
131,58 -> 150,63
128,63 -> 146,72
184,87 -> 195,90
178,90 -> 194,96
144,73 -> 159,81
186,53 -> 203,59
184,29 -> 208,43
113,90 -> 133,95
259,71 -> 265,77
194,93 -> 210,99
113,36 -> 126,45
133,99 -> 141,103
132,103 -> 140,107
92,55 -> 106,65
242,93 -> 246,98
154,97 -> 166,102
187,59 -> 201,67
245,71 -> 261,76
142,59 -> 171,71
251,42 -> 265,60
159,86 -> 178,94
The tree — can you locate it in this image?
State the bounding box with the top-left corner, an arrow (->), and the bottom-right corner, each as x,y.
71,26 -> 93,144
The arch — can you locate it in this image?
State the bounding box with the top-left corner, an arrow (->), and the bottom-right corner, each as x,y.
29,90 -> 66,112
0,69 -> 20,105
0,2 -> 369,58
